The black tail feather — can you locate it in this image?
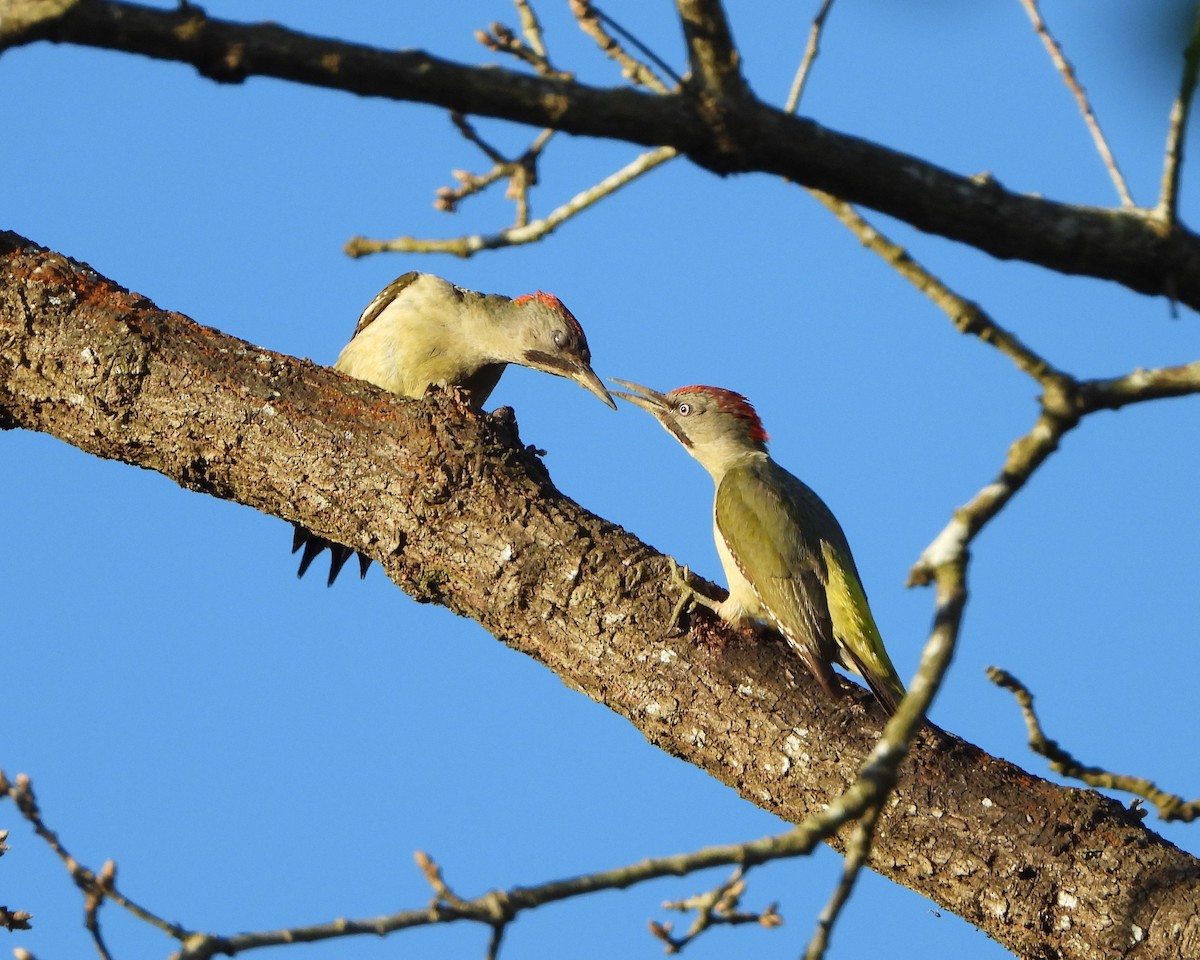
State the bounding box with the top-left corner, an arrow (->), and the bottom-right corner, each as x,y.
292,524 -> 372,585
295,534 -> 327,580
326,544 -> 353,586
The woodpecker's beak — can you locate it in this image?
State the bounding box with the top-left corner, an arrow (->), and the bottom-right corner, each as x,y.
612,378 -> 695,449
521,351 -> 616,408
571,363 -> 618,409
610,378 -> 671,417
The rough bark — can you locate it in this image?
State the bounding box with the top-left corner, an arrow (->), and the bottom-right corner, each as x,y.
4,232 -> 1200,960
4,0 -> 1200,312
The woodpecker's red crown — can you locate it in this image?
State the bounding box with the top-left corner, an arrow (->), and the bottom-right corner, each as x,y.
672,385 -> 769,443
514,291 -> 585,341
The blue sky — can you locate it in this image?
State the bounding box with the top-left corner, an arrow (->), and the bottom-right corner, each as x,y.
4,3 -> 1199,958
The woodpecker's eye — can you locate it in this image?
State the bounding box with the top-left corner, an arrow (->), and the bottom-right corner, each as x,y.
677,402 -> 692,416
552,330 -> 565,348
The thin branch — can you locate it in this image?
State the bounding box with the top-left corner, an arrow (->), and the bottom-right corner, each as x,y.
0,768 -> 844,960
0,829 -> 33,932
1016,0 -> 1135,208
393,3 -> 676,260
988,668 -> 1200,822
1158,1 -> 1200,223
432,114 -> 555,227
809,189 -> 1063,386
84,860 -> 116,960
652,868 -> 781,952
909,359 -> 1200,585
784,0 -> 836,115
346,145 -> 678,258
1078,361 -> 1200,408
0,906 -> 34,932
449,110 -> 508,166
805,191 -> 1200,587
802,802 -> 882,960
485,923 -> 506,960
450,18 -> 571,230
0,587 -> 962,960
513,0 -> 546,59
475,19 -> 569,80
570,0 -> 676,93
674,0 -> 749,102
1,585 -> 971,960
0,772 -> 188,942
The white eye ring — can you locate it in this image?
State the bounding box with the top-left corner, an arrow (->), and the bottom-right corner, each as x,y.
677,402 -> 692,416
552,330 -> 565,347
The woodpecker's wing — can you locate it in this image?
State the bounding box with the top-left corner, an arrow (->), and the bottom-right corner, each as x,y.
715,458 -> 905,714
715,459 -> 840,689
350,272 -> 423,339
818,539 -> 905,714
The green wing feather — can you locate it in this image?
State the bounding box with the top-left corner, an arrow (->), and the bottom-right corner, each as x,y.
716,458 -> 905,713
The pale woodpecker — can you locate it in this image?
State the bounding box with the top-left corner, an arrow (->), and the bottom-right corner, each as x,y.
293,272 -> 615,584
612,380 -> 906,715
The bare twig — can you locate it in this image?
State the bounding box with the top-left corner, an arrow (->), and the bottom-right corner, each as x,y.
1157,2 -> 1200,223
1,606 -> 969,960
784,0 -> 837,115
809,190 -> 1061,385
347,145 -> 678,258
571,0 -> 677,92
803,802 -> 882,960
0,906 -> 34,932
0,771 -> 187,942
806,191 -> 1200,588
0,764 -> 907,960
1016,0 -> 1135,207
475,16 -> 568,79
988,668 -> 1200,822
513,0 -> 546,59
426,18 -> 569,235
651,868 -> 781,952
84,860 -> 116,960
428,114 -> 554,228
909,359 -> 1200,586
0,828 -> 33,931
449,110 -> 508,166
0,770 -> 796,960
367,3 -> 680,263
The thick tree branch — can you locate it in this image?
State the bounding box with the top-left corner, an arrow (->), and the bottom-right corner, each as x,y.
4,232 -> 1200,960
7,0 -> 1200,310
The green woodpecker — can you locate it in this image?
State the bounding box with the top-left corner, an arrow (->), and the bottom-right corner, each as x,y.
612,380 -> 906,715
294,272 -> 614,584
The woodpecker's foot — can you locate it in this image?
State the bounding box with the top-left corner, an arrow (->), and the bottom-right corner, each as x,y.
666,558 -> 720,635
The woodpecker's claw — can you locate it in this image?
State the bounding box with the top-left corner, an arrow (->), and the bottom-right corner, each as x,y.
664,557 -> 728,636
664,558 -> 692,634
663,558 -> 703,634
